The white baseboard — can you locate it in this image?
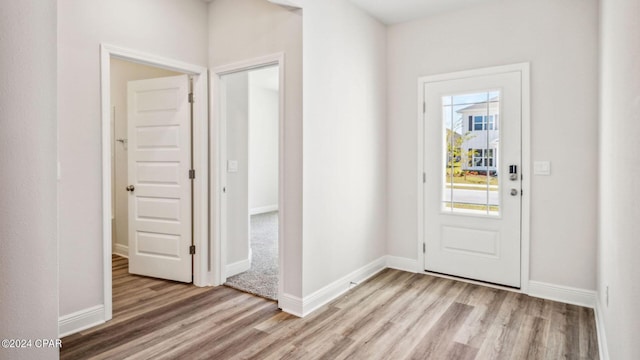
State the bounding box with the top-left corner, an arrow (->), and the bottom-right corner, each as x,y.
278,293 -> 303,317
58,305 -> 105,338
384,256 -> 598,309
250,205 -> 278,215
277,256 -> 601,331
386,255 -> 418,273
112,243 -> 128,258
594,297 -> 610,360
528,281 -> 596,308
299,256 -> 386,317
225,249 -> 252,278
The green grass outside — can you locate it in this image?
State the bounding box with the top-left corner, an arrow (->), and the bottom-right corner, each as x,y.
445,171 -> 499,186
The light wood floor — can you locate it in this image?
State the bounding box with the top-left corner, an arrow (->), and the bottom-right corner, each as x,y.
61,255 -> 598,359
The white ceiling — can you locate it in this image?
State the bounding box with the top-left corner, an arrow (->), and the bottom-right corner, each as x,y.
347,0 -> 497,25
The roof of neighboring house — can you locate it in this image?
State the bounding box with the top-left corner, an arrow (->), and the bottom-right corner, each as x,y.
456,97 -> 499,113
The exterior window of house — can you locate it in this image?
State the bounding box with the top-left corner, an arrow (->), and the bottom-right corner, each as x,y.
473,116 -> 484,130
472,149 -> 483,166
471,149 -> 495,167
472,115 -> 499,131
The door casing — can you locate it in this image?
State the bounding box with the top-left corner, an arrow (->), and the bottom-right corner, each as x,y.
211,53 -> 285,306
100,44 -> 210,322
417,63 -> 531,293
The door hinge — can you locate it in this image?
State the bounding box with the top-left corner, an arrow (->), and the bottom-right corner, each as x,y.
423,172 -> 426,183
188,93 -> 194,104
189,245 -> 196,255
521,189 -> 524,196
189,169 -> 195,179
423,243 -> 426,253
423,102 -> 426,114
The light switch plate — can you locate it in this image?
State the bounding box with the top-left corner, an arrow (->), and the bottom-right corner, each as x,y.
534,161 -> 551,175
227,160 -> 238,173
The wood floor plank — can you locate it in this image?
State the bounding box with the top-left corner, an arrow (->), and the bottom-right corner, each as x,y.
543,301 -> 569,360
90,291 -> 260,360
454,287 -> 508,349
329,273 -> 445,359
337,321 -> 397,360
60,257 -> 599,359
189,307 -> 277,360
444,342 -> 479,360
62,288 -> 246,359
407,302 -> 474,359
236,306 -> 343,360
473,292 -> 527,359
580,306 -> 599,359
511,315 -> 551,360
565,304 -> 583,358
380,280 -> 469,360
262,344 -> 309,360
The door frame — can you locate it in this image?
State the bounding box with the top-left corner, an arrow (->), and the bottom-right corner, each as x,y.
100,44 -> 210,322
416,63 -> 531,293
211,53 -> 285,305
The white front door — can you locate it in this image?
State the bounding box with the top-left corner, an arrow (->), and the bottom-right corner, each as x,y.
127,75 -> 192,283
422,69 -> 523,288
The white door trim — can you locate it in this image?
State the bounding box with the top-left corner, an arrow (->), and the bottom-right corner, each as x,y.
100,44 -> 210,322
416,63 -> 531,293
211,53 -> 285,306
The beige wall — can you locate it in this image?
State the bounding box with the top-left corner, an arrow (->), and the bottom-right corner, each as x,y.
0,1 -> 59,358
387,0 -> 599,290
302,0 -> 388,296
209,0 -> 303,297
109,58 -> 180,254
249,69 -> 279,213
58,0 -> 208,317
598,0 -> 640,358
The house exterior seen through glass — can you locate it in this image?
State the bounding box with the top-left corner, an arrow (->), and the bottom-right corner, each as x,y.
441,91 -> 500,215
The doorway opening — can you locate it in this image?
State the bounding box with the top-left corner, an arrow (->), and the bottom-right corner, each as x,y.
221,65 -> 280,301
213,54 -> 285,303
109,57 -> 182,263
100,44 -> 209,322
108,58 -> 200,322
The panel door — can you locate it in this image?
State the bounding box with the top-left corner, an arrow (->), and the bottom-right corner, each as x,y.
127,75 -> 192,282
423,70 -> 522,287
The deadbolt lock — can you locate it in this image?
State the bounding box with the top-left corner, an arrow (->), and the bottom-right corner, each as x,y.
509,165 -> 518,181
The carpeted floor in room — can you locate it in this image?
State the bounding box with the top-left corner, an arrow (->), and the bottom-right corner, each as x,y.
225,211 -> 278,300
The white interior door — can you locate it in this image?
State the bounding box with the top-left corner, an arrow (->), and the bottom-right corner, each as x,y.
422,70 -> 522,288
127,75 -> 192,283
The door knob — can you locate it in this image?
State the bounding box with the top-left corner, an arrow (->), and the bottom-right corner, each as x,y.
510,188 -> 519,196
126,185 -> 135,192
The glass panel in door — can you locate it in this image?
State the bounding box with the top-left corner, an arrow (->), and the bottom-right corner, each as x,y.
441,91 -> 500,216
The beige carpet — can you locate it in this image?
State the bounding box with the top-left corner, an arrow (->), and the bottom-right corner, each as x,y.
225,211 -> 278,300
